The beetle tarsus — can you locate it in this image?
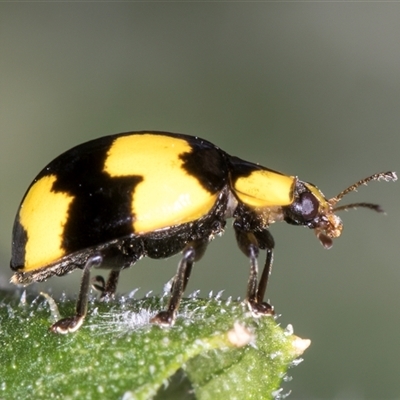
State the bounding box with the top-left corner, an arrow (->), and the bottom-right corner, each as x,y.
150,310 -> 176,326
247,299 -> 275,317
50,315 -> 85,334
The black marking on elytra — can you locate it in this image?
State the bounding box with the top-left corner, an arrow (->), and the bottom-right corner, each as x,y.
179,139 -> 229,194
41,135 -> 142,254
10,215 -> 28,270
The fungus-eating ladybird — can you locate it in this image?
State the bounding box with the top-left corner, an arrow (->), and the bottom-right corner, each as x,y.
10,131 -> 397,333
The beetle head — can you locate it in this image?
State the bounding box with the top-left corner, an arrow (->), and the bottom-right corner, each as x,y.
283,171 -> 397,249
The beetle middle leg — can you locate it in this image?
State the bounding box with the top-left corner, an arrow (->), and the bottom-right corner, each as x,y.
151,239 -> 208,326
234,222 -> 275,316
50,254 -> 103,334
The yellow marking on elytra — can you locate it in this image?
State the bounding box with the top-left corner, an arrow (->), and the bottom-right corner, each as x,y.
233,170 -> 295,208
104,134 -> 217,233
19,175 -> 74,271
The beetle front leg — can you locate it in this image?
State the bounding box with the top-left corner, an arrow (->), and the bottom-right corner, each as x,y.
151,239 -> 208,326
234,222 -> 274,316
255,247 -> 274,305
253,228 -> 275,305
50,254 -> 103,334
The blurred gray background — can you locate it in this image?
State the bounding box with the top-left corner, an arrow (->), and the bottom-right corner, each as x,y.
1,3 -> 400,399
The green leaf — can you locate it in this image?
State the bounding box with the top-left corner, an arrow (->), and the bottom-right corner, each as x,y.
0,291 -> 310,399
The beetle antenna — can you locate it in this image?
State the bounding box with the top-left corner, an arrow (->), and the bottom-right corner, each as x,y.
333,202 -> 384,213
329,171 -> 397,208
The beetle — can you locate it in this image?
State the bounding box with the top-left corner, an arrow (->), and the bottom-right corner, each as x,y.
10,131 -> 397,333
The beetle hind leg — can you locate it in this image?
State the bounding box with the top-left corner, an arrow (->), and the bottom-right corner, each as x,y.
151,239 -> 208,326
50,254 -> 103,334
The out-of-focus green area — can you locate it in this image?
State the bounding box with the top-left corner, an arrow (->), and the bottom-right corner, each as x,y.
1,4 -> 399,399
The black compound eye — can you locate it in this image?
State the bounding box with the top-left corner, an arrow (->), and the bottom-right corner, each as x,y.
298,192 -> 319,220
290,192 -> 319,222
283,190 -> 321,226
